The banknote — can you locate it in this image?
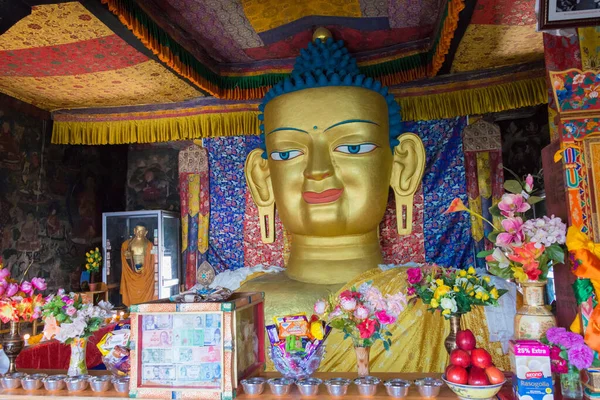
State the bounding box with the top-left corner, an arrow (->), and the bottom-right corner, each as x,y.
205,314 -> 221,329
173,315 -> 205,329
142,348 -> 174,364
173,330 -> 195,347
142,330 -> 173,348
142,365 -> 175,383
198,345 -> 220,363
203,328 -> 222,346
177,365 -> 202,381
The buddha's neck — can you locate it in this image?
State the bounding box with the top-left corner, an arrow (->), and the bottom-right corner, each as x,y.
286,231 -> 383,284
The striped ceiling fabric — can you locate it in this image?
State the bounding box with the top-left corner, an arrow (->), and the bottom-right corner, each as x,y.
0,2 -> 202,111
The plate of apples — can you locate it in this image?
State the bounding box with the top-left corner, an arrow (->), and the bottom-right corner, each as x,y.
442,329 -> 506,400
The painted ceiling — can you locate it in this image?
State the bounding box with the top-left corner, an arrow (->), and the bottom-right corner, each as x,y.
0,0 -> 544,110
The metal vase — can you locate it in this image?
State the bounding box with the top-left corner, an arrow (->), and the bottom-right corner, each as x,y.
2,321 -> 23,373
444,314 -> 462,354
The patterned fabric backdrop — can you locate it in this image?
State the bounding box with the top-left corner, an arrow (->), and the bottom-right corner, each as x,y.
201,117 -> 473,271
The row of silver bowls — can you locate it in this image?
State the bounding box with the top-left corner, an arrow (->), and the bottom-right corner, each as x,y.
241,376 -> 443,397
1,373 -> 129,393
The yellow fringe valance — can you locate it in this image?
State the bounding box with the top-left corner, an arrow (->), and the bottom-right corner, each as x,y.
51,76 -> 548,145
51,111 -> 260,145
397,76 -> 548,122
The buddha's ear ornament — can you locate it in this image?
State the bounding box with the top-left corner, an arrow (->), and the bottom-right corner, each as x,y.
390,133 -> 426,235
245,149 -> 276,243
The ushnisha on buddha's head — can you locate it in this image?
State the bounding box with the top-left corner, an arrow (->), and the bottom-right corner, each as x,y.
245,29 -> 426,284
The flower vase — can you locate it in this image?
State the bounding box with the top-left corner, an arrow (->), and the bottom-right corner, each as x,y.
354,346 -> 371,377
68,337 -> 88,376
444,315 -> 462,354
561,368 -> 583,399
514,280 -> 556,340
2,321 -> 23,374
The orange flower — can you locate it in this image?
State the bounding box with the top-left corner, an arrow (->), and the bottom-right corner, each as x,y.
508,242 -> 545,273
444,198 -> 468,214
0,301 -> 16,324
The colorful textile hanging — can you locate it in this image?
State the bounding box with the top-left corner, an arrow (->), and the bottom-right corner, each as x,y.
178,144 -> 210,289
462,120 -> 504,269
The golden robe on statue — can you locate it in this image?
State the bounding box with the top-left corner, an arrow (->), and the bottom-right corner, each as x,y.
120,241 -> 155,307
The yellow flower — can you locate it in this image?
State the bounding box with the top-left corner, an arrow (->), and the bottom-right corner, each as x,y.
511,266 -> 528,283
490,288 -> 499,299
95,247 -> 99,252
483,276 -> 490,283
459,270 -> 467,277
467,267 -> 476,275
435,279 -> 444,286
482,294 -> 490,301
442,309 -> 451,315
87,258 -> 93,263
475,292 -> 482,299
430,298 -> 439,308
469,292 -> 474,296
453,286 -> 460,292
86,252 -> 90,257
433,285 -> 451,300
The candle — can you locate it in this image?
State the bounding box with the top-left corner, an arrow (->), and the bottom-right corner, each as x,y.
24,334 -> 30,346
119,311 -> 124,320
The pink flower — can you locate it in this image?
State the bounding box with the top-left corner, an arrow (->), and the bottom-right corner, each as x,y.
354,305 -> 369,320
407,287 -> 416,296
65,306 -> 77,317
5,283 -> 18,298
498,194 -> 531,217
57,288 -> 65,296
329,306 -> 343,318
568,343 -> 594,370
357,318 -> 378,339
557,332 -> 585,349
385,293 -> 407,317
550,345 -> 562,361
31,277 -> 46,291
375,310 -> 396,325
314,300 -> 326,315
525,174 -> 534,193
546,327 -> 567,345
407,268 -> 423,284
496,217 -> 525,247
0,269 -> 10,281
365,287 -> 386,311
554,358 -> 569,374
20,281 -> 32,295
66,299 -> 74,306
340,296 -> 357,311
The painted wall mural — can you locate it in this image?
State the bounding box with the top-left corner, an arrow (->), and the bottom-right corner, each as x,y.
0,101 -> 127,292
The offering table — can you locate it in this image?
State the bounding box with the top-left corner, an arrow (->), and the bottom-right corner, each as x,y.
0,371 -> 518,399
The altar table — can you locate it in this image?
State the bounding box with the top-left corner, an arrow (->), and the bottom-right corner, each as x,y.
0,371 -> 526,399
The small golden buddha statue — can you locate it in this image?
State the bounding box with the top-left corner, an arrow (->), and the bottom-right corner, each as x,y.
120,224 -> 156,306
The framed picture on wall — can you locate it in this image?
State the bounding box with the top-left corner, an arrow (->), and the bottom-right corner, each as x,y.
539,0 -> 600,30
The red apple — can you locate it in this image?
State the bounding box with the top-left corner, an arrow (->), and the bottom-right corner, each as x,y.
456,329 -> 476,351
468,366 -> 490,386
445,365 -> 468,385
471,348 -> 493,369
485,366 -> 505,384
449,349 -> 471,368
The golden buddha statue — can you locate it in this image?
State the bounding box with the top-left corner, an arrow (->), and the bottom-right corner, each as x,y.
240,29 -> 508,372
120,224 -> 156,306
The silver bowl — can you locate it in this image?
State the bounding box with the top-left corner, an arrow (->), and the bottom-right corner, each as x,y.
297,377 -> 322,396
354,376 -> 381,397
65,376 -> 88,392
21,374 -> 47,391
415,377 -> 443,398
268,377 -> 294,396
240,377 -> 266,396
42,375 -> 67,391
90,376 -> 112,392
1,373 -> 24,390
324,378 -> 352,397
384,379 -> 411,398
113,376 -> 130,393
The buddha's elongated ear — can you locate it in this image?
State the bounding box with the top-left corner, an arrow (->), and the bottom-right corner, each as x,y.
390,133 -> 426,235
245,149 -> 275,243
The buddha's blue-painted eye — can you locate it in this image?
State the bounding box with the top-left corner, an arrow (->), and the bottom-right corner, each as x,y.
334,143 -> 378,154
270,150 -> 303,161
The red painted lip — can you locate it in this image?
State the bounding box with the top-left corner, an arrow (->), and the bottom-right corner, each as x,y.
302,189 -> 344,204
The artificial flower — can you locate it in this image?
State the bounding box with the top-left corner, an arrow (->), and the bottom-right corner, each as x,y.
329,306 -> 343,318
354,305 -> 369,320
557,332 -> 585,349
467,267 -> 476,275
509,242 -> 545,274
568,344 -> 594,370
524,174 -> 534,193
314,300 -> 326,315
5,283 -> 18,298
550,345 -> 562,361
340,296 -> 357,311
444,198 -> 468,214
20,281 -> 32,295
496,217 -> 525,247
364,287 -> 387,311
440,297 -> 458,313
31,277 -> 47,291
498,194 -> 531,217
375,310 -> 396,325
406,268 -> 423,284
511,266 -> 528,283
486,248 -> 510,269
385,292 -> 407,317
555,358 -> 569,374
433,284 -> 451,300
0,269 -> 10,281
357,318 -> 378,339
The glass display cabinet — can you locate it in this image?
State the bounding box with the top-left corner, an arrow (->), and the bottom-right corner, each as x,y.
102,210 -> 181,306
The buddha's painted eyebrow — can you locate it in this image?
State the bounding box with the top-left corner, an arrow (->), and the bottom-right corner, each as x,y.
324,119 -> 379,132
267,127 -> 308,135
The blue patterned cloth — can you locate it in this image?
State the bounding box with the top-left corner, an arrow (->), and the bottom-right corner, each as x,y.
204,136 -> 261,271
405,117 -> 474,268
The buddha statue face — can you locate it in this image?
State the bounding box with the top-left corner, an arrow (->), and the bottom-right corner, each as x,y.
133,225 -> 148,240
245,85 -> 426,284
